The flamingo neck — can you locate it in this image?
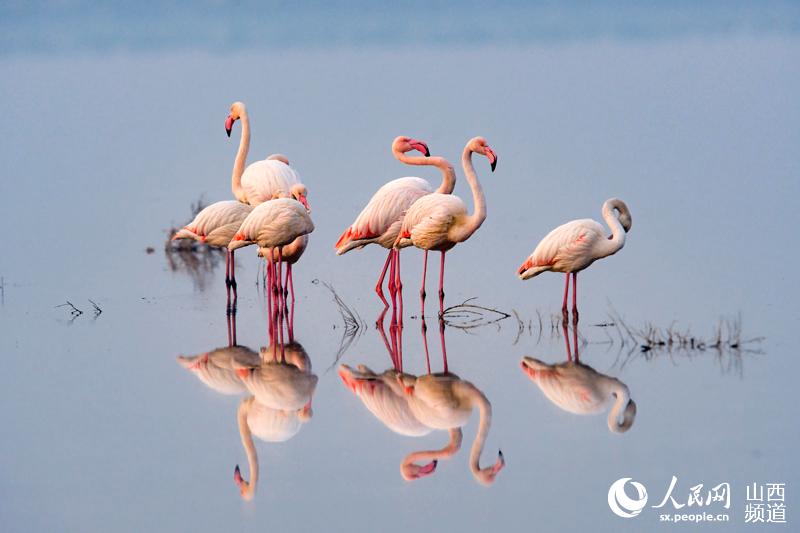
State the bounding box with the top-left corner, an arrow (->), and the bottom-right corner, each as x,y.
605,379 -> 635,433
237,398 -> 259,499
231,113 -> 251,204
463,385 -> 494,481
392,149 -> 456,194
595,199 -> 627,259
450,145 -> 487,243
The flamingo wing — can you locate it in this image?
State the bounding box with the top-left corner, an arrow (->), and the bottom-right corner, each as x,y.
336,177 -> 433,253
241,159 -> 301,205
518,219 -> 605,278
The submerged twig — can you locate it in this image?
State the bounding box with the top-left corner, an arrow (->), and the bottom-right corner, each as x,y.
56,301 -> 83,318
314,279 -> 366,369
441,297 -> 511,330
88,299 -> 103,317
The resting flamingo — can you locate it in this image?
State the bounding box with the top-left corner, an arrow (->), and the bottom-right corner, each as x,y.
229,197 -> 313,344
517,198 -> 632,323
520,322 -> 636,433
395,136 -> 497,317
172,200 -> 253,308
225,101 -> 309,208
335,136 -> 455,308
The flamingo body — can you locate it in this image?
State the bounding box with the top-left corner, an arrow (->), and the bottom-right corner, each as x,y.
336,177 -> 434,254
395,194 -> 468,251
229,198 -> 314,251
240,159 -> 302,206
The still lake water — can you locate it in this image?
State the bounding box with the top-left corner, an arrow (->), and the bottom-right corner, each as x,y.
1,6 -> 799,532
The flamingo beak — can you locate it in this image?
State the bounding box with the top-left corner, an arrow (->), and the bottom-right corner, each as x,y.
234,465 -> 244,487
486,147 -> 497,172
225,115 -> 235,137
410,139 -> 430,157
418,460 -> 438,477
299,195 -> 310,211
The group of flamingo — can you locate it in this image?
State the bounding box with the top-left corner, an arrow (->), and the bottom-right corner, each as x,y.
173,100 -> 633,327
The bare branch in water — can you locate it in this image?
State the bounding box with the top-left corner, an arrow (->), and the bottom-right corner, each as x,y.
313,279 -> 366,370
56,301 -> 83,318
88,299 -> 103,317
441,297 -> 511,330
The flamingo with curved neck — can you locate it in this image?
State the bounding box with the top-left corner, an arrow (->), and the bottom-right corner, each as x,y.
234,397 -> 259,501
517,198 -> 632,323
335,136 -> 455,309
225,102 -> 308,207
401,428 -> 463,480
394,136 -> 497,317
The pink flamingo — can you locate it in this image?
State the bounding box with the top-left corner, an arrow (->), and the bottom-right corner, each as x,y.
225,102 -> 309,208
517,198 -> 632,322
172,200 -> 254,308
394,136 -> 497,317
229,198 -> 314,348
335,136 -> 455,308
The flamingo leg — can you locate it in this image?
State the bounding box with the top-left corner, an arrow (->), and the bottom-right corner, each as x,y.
375,249 -> 392,308
224,249 -> 232,310
438,251 -> 446,318
277,248 -> 285,362
287,263 -> 295,343
395,249 -> 404,326
267,253 -> 274,341
230,250 -> 237,310
571,272 -> 579,324
420,250 -> 428,318
388,249 -> 398,315
421,318 -> 431,374
561,272 -> 570,323
439,318 -> 448,373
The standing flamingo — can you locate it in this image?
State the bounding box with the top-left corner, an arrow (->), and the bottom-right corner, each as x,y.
229,198 -> 314,347
517,198 -> 632,323
225,101 -> 309,208
172,200 -> 254,308
335,136 -> 455,308
395,136 -> 497,317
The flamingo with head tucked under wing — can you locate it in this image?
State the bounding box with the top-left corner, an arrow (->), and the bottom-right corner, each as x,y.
172,200 -> 254,309
394,136 -> 497,318
517,198 -> 632,323
335,136 -> 455,308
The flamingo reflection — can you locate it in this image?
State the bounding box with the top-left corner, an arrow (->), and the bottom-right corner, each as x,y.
339,317 -> 504,485
520,322 -> 637,433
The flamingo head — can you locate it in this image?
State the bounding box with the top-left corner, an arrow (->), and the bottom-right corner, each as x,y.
267,153 -> 290,165
290,183 -> 310,211
392,136 -> 430,157
520,357 -> 555,381
468,136 -> 497,172
234,464 -> 255,501
226,101 -> 246,137
401,460 -> 438,481
475,450 -> 505,485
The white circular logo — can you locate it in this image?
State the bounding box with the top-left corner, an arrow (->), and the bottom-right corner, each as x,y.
608,477 -> 648,518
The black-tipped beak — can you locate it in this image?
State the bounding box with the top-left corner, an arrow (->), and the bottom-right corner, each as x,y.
423,145 -> 431,157
490,156 -> 498,172
225,115 -> 235,137
226,127 -> 232,138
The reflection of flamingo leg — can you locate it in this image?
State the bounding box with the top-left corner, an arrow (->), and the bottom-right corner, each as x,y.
226,310 -> 233,347
572,321 -> 579,361
562,320 -> 572,362
438,251 -> 446,318
439,318 -> 448,373
277,249 -> 285,361
571,272 -> 579,324
420,250 -> 428,317
267,252 -> 274,341
375,250 -> 392,308
561,272 -> 570,322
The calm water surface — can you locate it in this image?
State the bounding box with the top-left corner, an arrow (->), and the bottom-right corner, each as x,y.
1,9 -> 799,532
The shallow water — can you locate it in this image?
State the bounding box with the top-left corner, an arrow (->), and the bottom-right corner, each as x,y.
1,5 -> 799,532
